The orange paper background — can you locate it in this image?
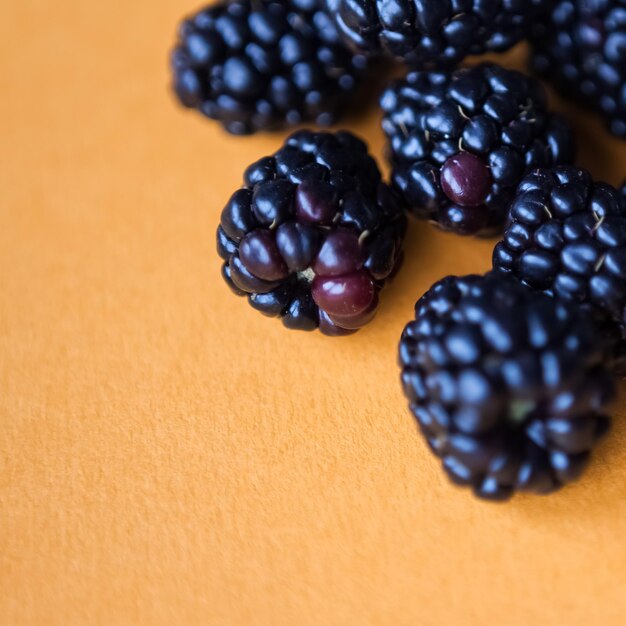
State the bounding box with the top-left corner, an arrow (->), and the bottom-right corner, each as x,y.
2,2 -> 626,625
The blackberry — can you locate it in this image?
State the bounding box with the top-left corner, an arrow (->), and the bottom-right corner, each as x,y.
325,0 -> 553,67
530,0 -> 626,138
399,272 -> 616,501
380,63 -> 575,236
493,166 -> 626,327
171,0 -> 367,135
217,130 -> 407,334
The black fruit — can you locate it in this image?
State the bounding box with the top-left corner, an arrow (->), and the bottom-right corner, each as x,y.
493,166 -> 626,328
381,63 -> 575,236
172,0 -> 368,134
218,130 -> 407,334
325,0 -> 553,67
531,0 -> 626,138
399,272 -> 616,501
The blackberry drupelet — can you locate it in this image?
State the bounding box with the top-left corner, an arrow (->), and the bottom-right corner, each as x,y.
399,272 -> 616,501
325,0 -> 553,67
218,130 -> 407,334
531,0 -> 626,138
171,0 -> 367,135
493,166 -> 626,327
380,63 -> 575,236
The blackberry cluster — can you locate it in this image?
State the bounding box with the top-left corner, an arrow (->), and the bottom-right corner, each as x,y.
531,0 -> 626,138
171,0 -> 367,134
218,130 -> 407,334
493,166 -> 626,327
399,272 -> 616,500
325,0 -> 553,67
380,63 -> 575,236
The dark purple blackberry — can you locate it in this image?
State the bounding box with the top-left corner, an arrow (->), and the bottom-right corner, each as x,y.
531,0 -> 626,138
325,0 -> 553,67
218,130 -> 407,334
399,272 -> 616,501
380,63 -> 575,236
493,166 -> 626,327
171,0 -> 368,135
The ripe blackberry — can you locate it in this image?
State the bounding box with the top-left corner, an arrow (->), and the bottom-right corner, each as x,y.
171,0 -> 367,135
399,272 -> 616,501
380,63 -> 575,236
493,166 -> 626,328
531,0 -> 626,138
218,130 -> 407,334
325,0 -> 552,67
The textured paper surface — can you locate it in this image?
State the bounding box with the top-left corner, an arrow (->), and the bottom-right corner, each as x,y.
2,2 -> 626,625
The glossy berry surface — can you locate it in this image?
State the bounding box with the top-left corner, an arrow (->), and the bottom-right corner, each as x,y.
440,153 -> 492,208
239,230 -> 289,281
381,63 -> 575,237
312,228 -> 364,276
531,0 -> 626,138
399,272 -> 616,501
493,166 -> 626,329
325,0 -> 552,67
217,130 -> 407,334
171,0 -> 368,134
311,271 -> 375,317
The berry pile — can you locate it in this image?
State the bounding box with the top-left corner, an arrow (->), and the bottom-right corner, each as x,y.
324,0 -> 553,67
218,130 -> 407,333
172,0 -> 367,134
170,0 -> 626,501
531,0 -> 626,138
381,64 -> 575,236
399,273 -> 616,500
